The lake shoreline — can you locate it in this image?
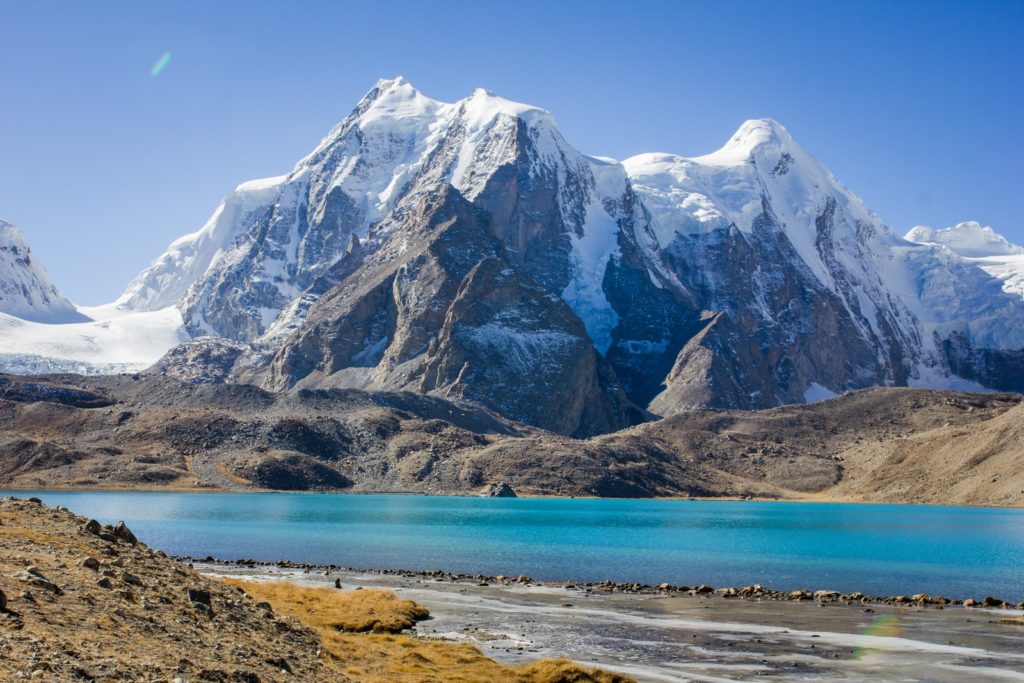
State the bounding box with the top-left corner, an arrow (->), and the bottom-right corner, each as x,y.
3,484 -> 1022,509
200,561 -> 1024,682
185,556 -> 1024,610
6,489 -> 1024,603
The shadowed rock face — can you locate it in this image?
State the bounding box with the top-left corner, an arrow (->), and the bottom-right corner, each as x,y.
420,257 -> 633,437
941,331 -> 1024,391
651,214 -> 898,411
261,186 -> 636,437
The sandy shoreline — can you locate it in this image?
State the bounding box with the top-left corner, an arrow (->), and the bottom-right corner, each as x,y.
199,561 -> 1024,682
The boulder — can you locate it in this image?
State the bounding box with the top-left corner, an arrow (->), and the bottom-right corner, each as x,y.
83,519 -> 101,535
0,586 -> 6,612
14,568 -> 61,594
112,521 -> 138,545
482,482 -> 517,498
80,557 -> 100,571
122,571 -> 143,587
188,587 -> 212,606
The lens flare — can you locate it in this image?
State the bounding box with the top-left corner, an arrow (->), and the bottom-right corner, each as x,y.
150,52 -> 172,77
852,613 -> 901,659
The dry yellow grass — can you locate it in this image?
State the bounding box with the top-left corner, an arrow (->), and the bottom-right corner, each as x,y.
224,579 -> 429,633
226,579 -> 632,683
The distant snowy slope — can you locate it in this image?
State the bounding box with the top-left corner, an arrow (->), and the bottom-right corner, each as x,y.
905,221 -> 1024,300
905,221 -> 1024,258
0,219 -> 86,323
0,304 -> 185,375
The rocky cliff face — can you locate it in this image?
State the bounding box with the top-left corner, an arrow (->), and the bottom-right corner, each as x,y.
121,81 -> 1024,434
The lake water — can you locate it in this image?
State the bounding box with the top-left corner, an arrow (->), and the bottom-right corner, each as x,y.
4,491 -> 1022,601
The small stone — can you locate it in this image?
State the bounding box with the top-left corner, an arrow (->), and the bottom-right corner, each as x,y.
96,577 -> 112,589
80,557 -> 100,571
121,571 -> 143,587
0,587 -> 6,612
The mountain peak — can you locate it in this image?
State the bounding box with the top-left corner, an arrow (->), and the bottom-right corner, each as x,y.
694,118 -> 796,166
459,87 -> 554,130
0,217 -> 26,247
0,218 -> 86,323
374,75 -> 409,89
905,221 -> 1024,258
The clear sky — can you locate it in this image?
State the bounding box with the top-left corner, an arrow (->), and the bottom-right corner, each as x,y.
1,0 -> 1022,304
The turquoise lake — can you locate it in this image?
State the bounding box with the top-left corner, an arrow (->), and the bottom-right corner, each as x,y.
4,491 -> 1022,600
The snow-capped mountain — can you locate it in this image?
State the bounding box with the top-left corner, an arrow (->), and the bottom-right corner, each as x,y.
122,79 -> 637,353
0,219 -> 185,376
905,221 -> 1024,300
0,219 -> 85,323
623,121 -> 1024,401
12,79 -> 1024,432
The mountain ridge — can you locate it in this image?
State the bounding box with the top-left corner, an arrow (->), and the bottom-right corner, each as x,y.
1,78 -> 1022,435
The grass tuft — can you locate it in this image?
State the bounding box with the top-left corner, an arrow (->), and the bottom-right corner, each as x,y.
222,579 -> 632,682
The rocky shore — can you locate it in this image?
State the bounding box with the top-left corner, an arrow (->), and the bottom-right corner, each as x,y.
201,559 -> 1024,682
184,556 -> 1024,611
0,497 -> 628,682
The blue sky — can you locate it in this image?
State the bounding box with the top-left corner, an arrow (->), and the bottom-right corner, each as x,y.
1,0 -> 1022,304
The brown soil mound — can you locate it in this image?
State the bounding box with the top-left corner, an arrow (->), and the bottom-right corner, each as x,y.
1,374 -> 1021,505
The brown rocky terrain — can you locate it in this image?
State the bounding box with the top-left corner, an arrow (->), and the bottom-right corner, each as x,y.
0,497 -> 628,681
0,496 -> 333,681
0,373 -> 1021,505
